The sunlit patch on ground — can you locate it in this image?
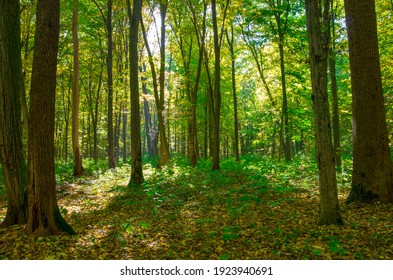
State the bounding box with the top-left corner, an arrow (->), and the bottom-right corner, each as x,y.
1,158 -> 392,260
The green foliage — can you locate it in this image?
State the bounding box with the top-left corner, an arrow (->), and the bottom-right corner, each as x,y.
1,156 -> 392,259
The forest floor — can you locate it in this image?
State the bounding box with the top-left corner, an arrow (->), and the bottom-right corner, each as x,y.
0,155 -> 392,260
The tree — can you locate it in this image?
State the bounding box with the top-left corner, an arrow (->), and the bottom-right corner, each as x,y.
329,0 -> 341,168
226,25 -> 240,162
344,0 -> 393,203
26,0 -> 75,235
107,0 -> 116,169
127,0 -> 144,185
211,0 -> 229,170
305,0 -> 343,225
140,0 -> 170,168
72,0 -> 84,176
0,0 -> 28,227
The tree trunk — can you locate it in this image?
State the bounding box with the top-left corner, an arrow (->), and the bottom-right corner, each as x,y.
127,0 -> 144,185
0,0 -> 28,227
107,0 -> 116,169
211,0 -> 221,170
72,0 -> 84,176
305,0 -> 343,225
226,26 -> 240,162
344,0 -> 393,203
329,1 -> 341,168
26,0 -> 75,235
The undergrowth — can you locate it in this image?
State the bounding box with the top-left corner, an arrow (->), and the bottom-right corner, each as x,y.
0,155 -> 392,260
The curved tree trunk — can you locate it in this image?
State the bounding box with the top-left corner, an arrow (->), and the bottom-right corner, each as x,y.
0,0 -> 28,227
26,0 -> 75,235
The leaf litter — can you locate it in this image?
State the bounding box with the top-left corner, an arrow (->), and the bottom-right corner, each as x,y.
0,158 -> 392,260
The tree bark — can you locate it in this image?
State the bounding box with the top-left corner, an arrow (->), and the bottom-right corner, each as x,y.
344,0 -> 393,203
305,0 -> 343,225
72,0 -> 84,176
211,0 -> 221,170
329,2 -> 342,168
26,0 -> 75,235
107,0 -> 116,169
127,0 -> 144,185
0,0 -> 28,227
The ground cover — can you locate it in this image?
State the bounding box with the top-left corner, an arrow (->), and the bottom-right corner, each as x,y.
0,156 -> 392,259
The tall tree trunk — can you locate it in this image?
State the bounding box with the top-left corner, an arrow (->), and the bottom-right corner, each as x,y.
226,26 -> 240,162
107,0 -> 116,169
329,1 -> 342,168
127,0 -> 144,185
72,0 -> 84,176
211,0 -> 221,170
0,0 -> 28,227
158,0 -> 170,166
305,0 -> 343,225
26,0 -> 75,235
344,0 -> 393,203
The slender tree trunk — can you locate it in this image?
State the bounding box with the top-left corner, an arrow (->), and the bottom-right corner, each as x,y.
107,0 -> 116,169
26,0 -> 75,235
0,0 -> 28,227
158,0 -> 170,166
329,3 -> 342,168
226,26 -> 240,162
278,40 -> 291,161
344,0 -> 393,203
72,0 -> 84,176
211,0 -> 221,170
127,0 -> 144,185
305,0 -> 343,225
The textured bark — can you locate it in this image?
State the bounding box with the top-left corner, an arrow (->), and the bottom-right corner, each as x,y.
0,0 -> 28,227
26,0 -> 74,235
305,0 -> 343,225
344,0 -> 393,203
127,0 -> 144,185
72,0 -> 84,176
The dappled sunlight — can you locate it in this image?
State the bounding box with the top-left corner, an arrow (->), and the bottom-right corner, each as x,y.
1,157 -> 393,259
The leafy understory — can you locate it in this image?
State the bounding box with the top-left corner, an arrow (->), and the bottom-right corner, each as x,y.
0,156 -> 392,260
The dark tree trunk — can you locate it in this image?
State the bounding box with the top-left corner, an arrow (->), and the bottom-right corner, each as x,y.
226,26 -> 240,162
344,0 -> 393,203
329,1 -> 342,168
26,0 -> 75,235
158,0 -> 170,166
127,0 -> 144,185
107,0 -> 116,169
211,0 -> 221,170
305,0 -> 343,225
72,0 -> 84,176
0,0 -> 28,227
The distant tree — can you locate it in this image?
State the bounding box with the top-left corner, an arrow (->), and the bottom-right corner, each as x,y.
344,0 -> 393,203
0,0 -> 28,227
72,0 -> 84,176
305,0 -> 343,225
26,0 -> 75,235
107,0 -> 116,169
